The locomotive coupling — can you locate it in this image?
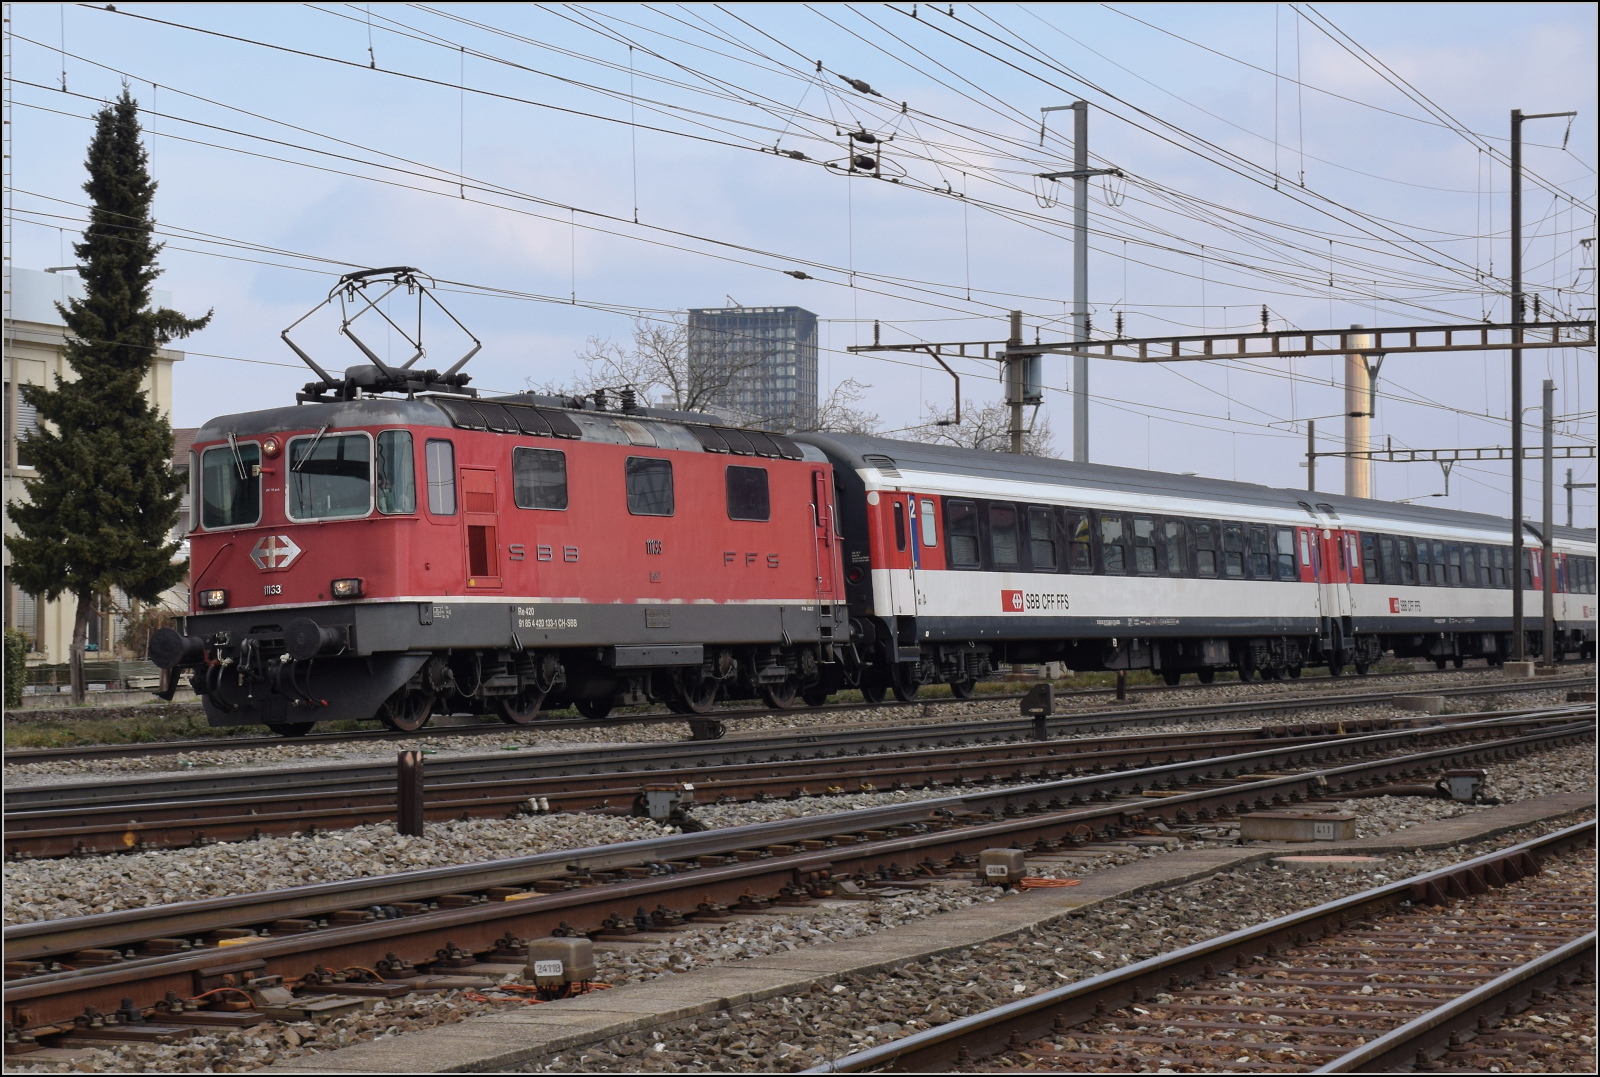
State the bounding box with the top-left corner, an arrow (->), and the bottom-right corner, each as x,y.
148,628 -> 206,669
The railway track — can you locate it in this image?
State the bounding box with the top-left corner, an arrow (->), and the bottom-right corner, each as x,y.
808,819 -> 1597,1074
3,708 -> 1591,1039
5,663 -> 1554,764
6,680 -> 1587,858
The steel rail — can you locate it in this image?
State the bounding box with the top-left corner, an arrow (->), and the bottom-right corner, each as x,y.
4,665 -> 1558,764
10,675 -> 1585,812
5,712 -> 1589,971
3,706 -> 1581,859
805,818 -> 1599,1073
3,720 -> 1590,1036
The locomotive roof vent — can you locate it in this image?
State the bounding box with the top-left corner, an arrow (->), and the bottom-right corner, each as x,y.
282,267 -> 482,405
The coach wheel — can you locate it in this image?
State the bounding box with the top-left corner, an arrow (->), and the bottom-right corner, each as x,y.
1259,666 -> 1281,682
1196,667 -> 1216,685
1434,656 -> 1448,670
1161,670 -> 1181,687
266,722 -> 314,738
1327,657 -> 1344,677
890,664 -> 922,703
497,686 -> 547,726
801,683 -> 831,707
576,698 -> 614,720
859,667 -> 890,704
379,687 -> 434,733
1452,655 -> 1465,669
1287,665 -> 1302,679
761,678 -> 802,710
1354,661 -> 1371,676
948,678 -> 977,699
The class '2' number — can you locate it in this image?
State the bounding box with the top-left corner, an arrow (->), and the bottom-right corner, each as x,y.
263,584 -> 283,596
644,539 -> 663,555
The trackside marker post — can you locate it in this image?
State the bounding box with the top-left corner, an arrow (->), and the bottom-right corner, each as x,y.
398,750 -> 424,837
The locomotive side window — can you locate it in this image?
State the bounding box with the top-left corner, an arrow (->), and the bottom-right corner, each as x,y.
1098,514 -> 1126,574
920,500 -> 938,546
1132,516 -> 1157,575
1066,512 -> 1093,573
1029,507 -> 1057,570
376,431 -> 416,515
514,447 -> 569,511
989,504 -> 1019,566
425,439 -> 456,515
1163,520 -> 1188,576
1221,523 -> 1245,577
288,432 -> 371,521
893,501 -> 907,552
946,500 -> 979,567
1277,528 -> 1299,580
725,466 -> 769,521
200,442 -> 262,529
625,457 -> 674,516
1248,525 -> 1271,579
1193,521 -> 1218,577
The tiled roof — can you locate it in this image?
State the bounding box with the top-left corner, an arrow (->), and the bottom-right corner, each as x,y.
171,427 -> 199,469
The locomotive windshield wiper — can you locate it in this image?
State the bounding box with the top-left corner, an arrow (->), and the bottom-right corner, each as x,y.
226,432 -> 248,482
292,424 -> 330,473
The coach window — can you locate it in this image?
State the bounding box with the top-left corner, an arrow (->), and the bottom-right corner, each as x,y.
1132,516 -> 1158,575
725,465 -> 769,521
200,441 -> 262,529
1492,546 -> 1508,588
1522,549 -> 1534,590
1360,533 -> 1380,582
375,431 -> 416,515
1163,520 -> 1188,576
1435,542 -> 1452,585
946,500 -> 980,567
625,457 -> 674,516
425,439 -> 456,515
1248,525 -> 1272,579
1462,545 -> 1477,587
1221,523 -> 1246,578
989,504 -> 1020,567
1415,540 -> 1434,585
893,501 -> 907,552
1275,528 -> 1297,580
1378,535 -> 1398,583
1395,538 -> 1415,584
1192,521 -> 1218,578
288,432 -> 371,521
1098,513 -> 1126,574
514,447 -> 569,511
1029,507 -> 1057,570
1475,546 -> 1491,587
1067,512 -> 1094,573
921,500 -> 939,546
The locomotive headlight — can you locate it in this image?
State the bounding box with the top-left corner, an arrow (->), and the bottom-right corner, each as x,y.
331,577 -> 364,599
198,589 -> 228,609
262,436 -> 281,458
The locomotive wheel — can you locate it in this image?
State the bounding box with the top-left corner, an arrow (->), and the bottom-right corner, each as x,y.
679,677 -> 720,715
761,678 -> 802,710
858,668 -> 890,704
576,698 -> 614,720
1196,667 -> 1216,684
890,664 -> 921,703
948,677 -> 977,699
801,683 -> 830,707
497,686 -> 547,726
266,722 -> 314,738
1161,670 -> 1181,686
379,688 -> 434,732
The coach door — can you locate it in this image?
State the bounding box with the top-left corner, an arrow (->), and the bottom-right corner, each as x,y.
1315,525 -> 1353,623
811,470 -> 839,604
462,468 -> 501,589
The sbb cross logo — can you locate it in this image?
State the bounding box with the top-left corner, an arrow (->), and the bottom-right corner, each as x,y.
1002,589 -> 1025,612
250,534 -> 303,571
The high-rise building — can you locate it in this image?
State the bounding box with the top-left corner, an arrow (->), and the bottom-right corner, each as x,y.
687,305 -> 817,431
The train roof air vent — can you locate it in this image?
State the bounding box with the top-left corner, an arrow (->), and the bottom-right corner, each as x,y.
863,453 -> 902,478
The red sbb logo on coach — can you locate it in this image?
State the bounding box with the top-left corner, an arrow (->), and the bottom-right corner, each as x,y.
1002,590 -> 1025,612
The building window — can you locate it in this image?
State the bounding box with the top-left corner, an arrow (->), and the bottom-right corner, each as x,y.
376,430 -> 416,515
946,500 -> 979,567
201,442 -> 262,529
6,385 -> 39,468
514,447 -> 569,511
725,465 -> 769,521
288,432 -> 372,521
625,457 -> 674,516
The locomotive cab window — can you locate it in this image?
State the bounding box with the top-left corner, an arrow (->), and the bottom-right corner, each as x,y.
725,465 -> 769,521
1029,507 -> 1057,570
946,500 -> 979,567
1067,512 -> 1093,573
288,432 -> 371,521
1098,513 -> 1126,574
1221,523 -> 1245,578
1163,519 -> 1188,576
426,439 -> 456,515
514,447 -> 569,511
989,504 -> 1020,566
200,441 -> 262,529
1132,516 -> 1157,575
1193,521 -> 1218,577
376,430 -> 415,515
625,457 -> 674,516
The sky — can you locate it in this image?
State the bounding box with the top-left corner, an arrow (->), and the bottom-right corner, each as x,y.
7,3 -> 1597,525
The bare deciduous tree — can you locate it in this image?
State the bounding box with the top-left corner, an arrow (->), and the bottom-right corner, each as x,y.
797,378 -> 881,435
903,399 -> 1056,457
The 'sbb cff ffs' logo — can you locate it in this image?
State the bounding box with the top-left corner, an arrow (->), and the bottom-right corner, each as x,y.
250,534 -> 303,571
1002,589 -> 1025,612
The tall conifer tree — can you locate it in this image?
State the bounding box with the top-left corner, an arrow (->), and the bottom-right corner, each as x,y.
6,89 -> 210,701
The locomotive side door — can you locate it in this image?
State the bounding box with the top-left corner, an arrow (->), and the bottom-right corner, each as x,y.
811,469 -> 839,604
461,468 -> 501,589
